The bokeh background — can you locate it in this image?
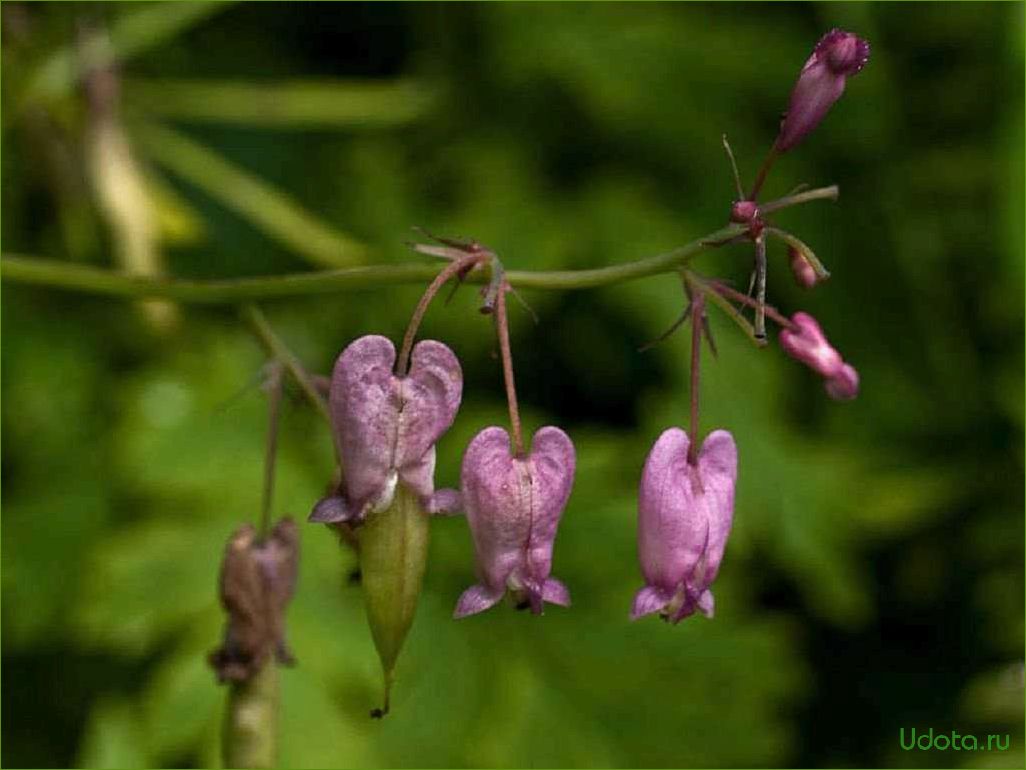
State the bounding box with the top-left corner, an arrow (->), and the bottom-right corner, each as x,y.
2,2 -> 1023,768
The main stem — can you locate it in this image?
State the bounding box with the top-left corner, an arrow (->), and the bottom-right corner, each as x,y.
494,282 -> 524,457
395,254 -> 481,377
223,663 -> 278,769
687,292 -> 704,466
0,183 -> 840,303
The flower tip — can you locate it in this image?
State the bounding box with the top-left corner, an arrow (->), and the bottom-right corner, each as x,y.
825,362 -> 860,400
789,245 -> 820,289
817,29 -> 871,76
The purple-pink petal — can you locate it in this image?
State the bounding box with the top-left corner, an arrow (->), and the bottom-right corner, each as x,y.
316,334 -> 462,522
456,425 -> 575,617
633,428 -> 737,624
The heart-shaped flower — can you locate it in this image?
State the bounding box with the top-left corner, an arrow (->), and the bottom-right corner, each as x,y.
310,334 -> 462,524
631,428 -> 737,624
455,426 -> 576,618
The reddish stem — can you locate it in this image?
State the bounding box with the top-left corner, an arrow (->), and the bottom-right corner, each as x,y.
396,254 -> 482,376
494,281 -> 524,457
747,144 -> 779,201
687,292 -> 704,466
710,280 -> 795,330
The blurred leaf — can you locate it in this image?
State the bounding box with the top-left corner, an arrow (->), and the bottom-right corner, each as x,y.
76,697 -> 147,770
23,2 -> 234,105
131,121 -> 367,267
125,77 -> 437,128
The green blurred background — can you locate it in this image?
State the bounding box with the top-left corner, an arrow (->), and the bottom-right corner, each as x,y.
2,2 -> 1023,767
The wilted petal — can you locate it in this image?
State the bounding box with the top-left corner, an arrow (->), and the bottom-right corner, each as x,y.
318,335 -> 463,523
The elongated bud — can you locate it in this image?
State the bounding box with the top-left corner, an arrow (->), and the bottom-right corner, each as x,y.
776,29 -> 870,152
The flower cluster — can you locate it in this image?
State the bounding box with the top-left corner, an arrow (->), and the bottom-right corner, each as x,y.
301,28 -> 868,714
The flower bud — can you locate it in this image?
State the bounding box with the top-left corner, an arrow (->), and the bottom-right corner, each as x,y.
776,29 -> 870,152
779,312 -> 860,401
632,429 -> 737,624
789,245 -> 819,289
730,199 -> 759,224
210,519 -> 299,683
455,426 -> 575,618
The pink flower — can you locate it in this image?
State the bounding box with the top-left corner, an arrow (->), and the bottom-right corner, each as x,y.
632,429 -> 737,623
310,334 -> 462,524
455,426 -> 575,618
779,312 -> 860,401
776,29 -> 870,152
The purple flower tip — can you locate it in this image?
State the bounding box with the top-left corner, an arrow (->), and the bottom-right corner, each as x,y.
776,29 -> 870,153
310,335 -> 462,525
455,425 -> 576,618
632,428 -> 737,624
779,312 -> 859,401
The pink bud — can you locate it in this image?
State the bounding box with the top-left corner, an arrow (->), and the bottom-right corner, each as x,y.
776,29 -> 870,152
455,426 -> 575,618
310,335 -> 463,524
779,312 -> 859,401
789,245 -> 819,289
779,312 -> 843,379
632,429 -> 737,624
730,200 -> 759,224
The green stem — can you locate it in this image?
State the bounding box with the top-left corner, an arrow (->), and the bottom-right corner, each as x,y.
0,185 -> 839,302
222,663 -> 278,769
242,305 -> 330,424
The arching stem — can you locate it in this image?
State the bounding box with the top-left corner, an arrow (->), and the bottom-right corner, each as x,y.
395,254 -> 483,376
687,291 -> 705,466
494,280 -> 525,457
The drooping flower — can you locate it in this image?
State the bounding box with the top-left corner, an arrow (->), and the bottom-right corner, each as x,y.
632,428 -> 737,624
210,518 -> 299,682
455,425 -> 576,618
779,311 -> 860,401
309,334 -> 462,524
776,29 -> 870,153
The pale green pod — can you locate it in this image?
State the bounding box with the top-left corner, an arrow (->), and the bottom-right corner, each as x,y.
358,481 -> 431,717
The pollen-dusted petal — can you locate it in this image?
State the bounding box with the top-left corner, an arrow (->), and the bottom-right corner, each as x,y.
329,335 -> 400,513
398,340 -> 463,469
